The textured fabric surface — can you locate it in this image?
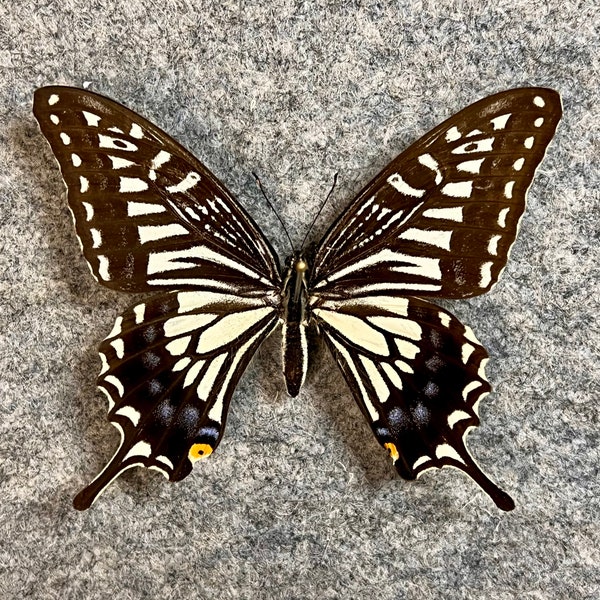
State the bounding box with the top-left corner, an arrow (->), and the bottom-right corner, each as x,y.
0,1 -> 598,598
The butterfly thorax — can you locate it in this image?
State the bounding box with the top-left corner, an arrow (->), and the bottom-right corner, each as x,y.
281,254 -> 309,397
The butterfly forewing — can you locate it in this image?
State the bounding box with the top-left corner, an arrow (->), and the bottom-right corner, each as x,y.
312,295 -> 514,511
33,86 -> 281,294
73,289 -> 279,510
311,88 -> 561,299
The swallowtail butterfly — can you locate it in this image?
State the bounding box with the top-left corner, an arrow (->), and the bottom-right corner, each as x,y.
33,86 -> 561,511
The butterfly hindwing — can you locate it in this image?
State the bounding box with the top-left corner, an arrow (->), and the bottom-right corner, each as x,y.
33,86 -> 281,294
312,295 -> 514,510
311,88 -> 561,299
74,289 -> 279,510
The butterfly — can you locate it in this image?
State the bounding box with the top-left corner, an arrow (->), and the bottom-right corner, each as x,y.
33,86 -> 561,511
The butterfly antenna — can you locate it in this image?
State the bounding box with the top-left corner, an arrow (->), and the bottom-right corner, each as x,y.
300,172 -> 338,251
252,172 -> 295,254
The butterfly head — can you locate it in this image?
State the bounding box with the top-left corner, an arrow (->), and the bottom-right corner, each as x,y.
283,251 -> 309,276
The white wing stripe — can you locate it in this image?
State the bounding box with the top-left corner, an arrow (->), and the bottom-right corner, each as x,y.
173,357 -> 192,371
435,444 -> 464,463
115,406 -> 141,426
196,307 -> 274,354
422,206 -> 463,222
490,113 -> 511,129
165,335 -> 191,356
163,313 -> 217,337
314,309 -> 389,356
348,282 -> 442,293
148,278 -> 235,289
149,150 -> 171,169
498,207 -> 510,228
127,201 -> 167,216
417,153 -> 443,184
138,223 -> 189,244
381,363 -> 403,390
359,355 -> 390,402
387,173 -> 426,198
320,248 -> 441,284
208,323 -> 273,423
457,158 -> 484,174
399,228 -> 452,250
197,354 -> 227,402
395,339 -> 420,360
487,235 -> 501,256
109,156 -> 137,169
123,440 -> 152,461
330,338 -> 379,422
120,177 -> 149,193
452,137 -> 494,154
176,290 -> 271,313
166,172 -> 200,193
183,360 -> 205,388
440,181 -> 473,198
104,375 -> 124,397
315,296 -> 409,316
82,111 -> 101,126
98,255 -> 110,280
129,123 -> 144,139
448,410 -> 471,428
98,134 -> 138,151
146,246 -> 265,282
367,316 -> 422,341
390,254 -> 442,280
446,126 -> 461,141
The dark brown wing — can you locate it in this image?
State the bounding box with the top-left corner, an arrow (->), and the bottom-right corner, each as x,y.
309,88 -> 561,510
311,88 -> 561,299
313,295 -> 514,511
33,86 -> 284,509
74,289 -> 279,510
33,86 -> 281,294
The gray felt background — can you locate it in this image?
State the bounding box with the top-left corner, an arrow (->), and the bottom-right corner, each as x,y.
1,1 -> 598,598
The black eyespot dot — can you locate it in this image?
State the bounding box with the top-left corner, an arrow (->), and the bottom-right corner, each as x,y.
463,142 -> 478,152
112,139 -> 128,149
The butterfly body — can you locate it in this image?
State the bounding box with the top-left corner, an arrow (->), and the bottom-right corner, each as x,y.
33,86 -> 561,511
281,254 -> 310,397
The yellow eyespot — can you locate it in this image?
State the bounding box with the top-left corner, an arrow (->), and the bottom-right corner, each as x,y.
384,442 -> 399,464
188,443 -> 213,462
